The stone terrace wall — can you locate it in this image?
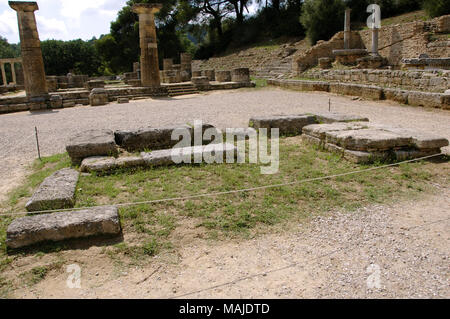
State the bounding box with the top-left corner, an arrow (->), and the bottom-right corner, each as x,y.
358,15 -> 450,66
294,15 -> 450,74
305,69 -> 450,93
293,31 -> 365,74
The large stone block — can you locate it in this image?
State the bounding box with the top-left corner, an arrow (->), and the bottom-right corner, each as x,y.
249,115 -> 317,136
115,124 -> 192,152
6,206 -> 121,249
66,129 -> 118,164
303,122 -> 369,140
383,88 -> 409,105
231,68 -> 250,83
408,91 -> 442,108
330,83 -> 383,100
312,112 -> 369,124
141,143 -> 238,166
25,168 -> 79,212
215,70 -> 231,82
89,88 -> 109,106
326,129 -> 411,151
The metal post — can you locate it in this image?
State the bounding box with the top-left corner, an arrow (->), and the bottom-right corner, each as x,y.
35,126 -> 41,160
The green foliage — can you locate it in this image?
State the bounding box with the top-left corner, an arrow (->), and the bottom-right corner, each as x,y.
0,36 -> 20,59
300,0 -> 346,45
422,0 -> 450,17
41,39 -> 102,76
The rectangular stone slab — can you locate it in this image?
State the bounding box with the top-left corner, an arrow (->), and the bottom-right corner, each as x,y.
249,115 -> 317,136
326,129 -> 411,151
303,122 -> 369,140
66,129 -> 118,164
6,206 -> 121,249
26,168 -> 79,212
141,143 -> 238,166
376,127 -> 449,150
311,112 -> 369,124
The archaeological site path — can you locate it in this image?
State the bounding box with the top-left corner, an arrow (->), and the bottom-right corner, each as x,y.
1,88 -> 449,202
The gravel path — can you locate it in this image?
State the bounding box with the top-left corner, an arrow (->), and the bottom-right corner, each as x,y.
1,88 -> 449,201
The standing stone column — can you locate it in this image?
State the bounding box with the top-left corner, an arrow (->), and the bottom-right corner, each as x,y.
344,8 -> 351,49
371,28 -> 379,56
0,63 -> 6,86
133,3 -> 162,88
11,62 -> 17,84
9,1 -> 48,101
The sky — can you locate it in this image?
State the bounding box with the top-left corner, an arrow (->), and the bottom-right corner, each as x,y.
0,0 -> 128,44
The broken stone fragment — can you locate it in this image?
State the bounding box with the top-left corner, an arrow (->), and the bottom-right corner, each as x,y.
6,206 -> 121,249
25,168 -> 79,212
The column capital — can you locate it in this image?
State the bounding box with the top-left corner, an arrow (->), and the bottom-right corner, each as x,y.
132,3 -> 162,15
9,1 -> 39,12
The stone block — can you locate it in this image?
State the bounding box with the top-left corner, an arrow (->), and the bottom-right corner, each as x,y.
383,88 -> 409,104
89,88 -> 109,106
326,129 -> 411,151
66,129 -> 118,164
202,69 -> 215,81
192,76 -> 209,87
141,143 -> 238,167
312,112 -> 369,124
408,91 -> 442,108
249,115 -> 317,136
231,68 -> 250,83
303,122 -> 369,140
117,97 -> 130,104
25,168 -> 79,212
115,124 -> 192,152
6,206 -> 121,249
85,80 -> 105,90
49,95 -> 63,108
80,156 -> 118,173
215,70 -> 231,82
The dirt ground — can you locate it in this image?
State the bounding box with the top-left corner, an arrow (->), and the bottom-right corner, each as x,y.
8,183 -> 449,299
0,88 -> 449,298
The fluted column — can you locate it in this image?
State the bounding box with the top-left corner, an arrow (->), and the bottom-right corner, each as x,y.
344,9 -> 351,49
9,1 -> 48,101
1,63 -> 6,86
133,3 -> 162,87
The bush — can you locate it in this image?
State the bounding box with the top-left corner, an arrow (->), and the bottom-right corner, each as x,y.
300,0 -> 345,45
422,0 -> 450,17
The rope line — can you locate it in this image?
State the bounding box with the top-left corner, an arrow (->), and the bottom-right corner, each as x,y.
0,152 -> 444,217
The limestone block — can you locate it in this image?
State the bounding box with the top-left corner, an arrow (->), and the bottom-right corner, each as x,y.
89,88 -> 109,106
6,206 -> 121,249
80,156 -> 118,173
115,124 -> 192,152
312,112 -> 369,124
191,76 -> 210,87
215,70 -> 231,82
117,97 -> 130,104
326,129 -> 411,151
408,91 -> 442,108
66,129 -> 118,164
202,69 -> 215,81
383,88 -> 409,104
49,95 -> 63,108
249,115 -> 317,136
25,168 -> 79,212
303,122 -> 369,140
231,68 -> 250,83
85,80 -> 105,90
141,143 -> 238,167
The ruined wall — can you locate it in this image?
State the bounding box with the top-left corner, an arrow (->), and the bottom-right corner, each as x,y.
358,15 -> 450,66
293,31 -> 365,74
305,69 -> 449,93
294,15 -> 450,74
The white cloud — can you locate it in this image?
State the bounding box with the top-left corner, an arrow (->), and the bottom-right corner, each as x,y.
0,0 -> 127,43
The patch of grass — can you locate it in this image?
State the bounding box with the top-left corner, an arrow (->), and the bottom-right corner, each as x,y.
251,77 -> 268,88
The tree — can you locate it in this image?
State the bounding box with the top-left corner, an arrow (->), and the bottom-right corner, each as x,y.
0,36 -> 20,59
300,0 -> 345,45
422,0 -> 450,17
41,39 -> 101,76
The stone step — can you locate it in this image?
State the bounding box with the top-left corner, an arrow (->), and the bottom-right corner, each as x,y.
26,168 -> 80,212
6,206 -> 121,249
